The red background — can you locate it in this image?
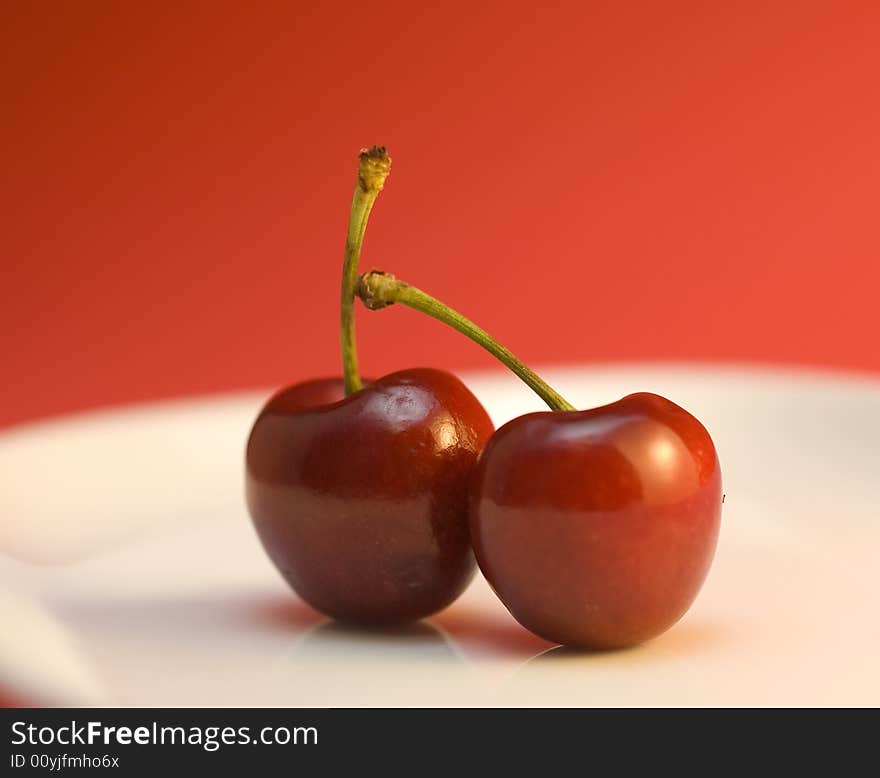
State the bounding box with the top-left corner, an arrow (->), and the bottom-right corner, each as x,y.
3,1 -> 879,429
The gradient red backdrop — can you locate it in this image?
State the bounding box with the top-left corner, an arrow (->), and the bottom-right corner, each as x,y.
3,1 -> 879,428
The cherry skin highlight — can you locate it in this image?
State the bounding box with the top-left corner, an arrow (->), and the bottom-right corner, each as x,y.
470,392 -> 722,649
246,368 -> 494,625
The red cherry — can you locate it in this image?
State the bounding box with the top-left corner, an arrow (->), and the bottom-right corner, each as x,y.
259,376 -> 349,410
246,367 -> 494,625
470,392 -> 722,649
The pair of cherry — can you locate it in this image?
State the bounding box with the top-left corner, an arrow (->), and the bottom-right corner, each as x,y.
246,147 -> 722,649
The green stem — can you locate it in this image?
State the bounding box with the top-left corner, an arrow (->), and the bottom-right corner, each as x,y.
356,271 -> 576,412
341,146 -> 392,395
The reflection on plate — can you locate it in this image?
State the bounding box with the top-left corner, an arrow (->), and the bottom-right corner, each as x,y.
1,364 -> 878,706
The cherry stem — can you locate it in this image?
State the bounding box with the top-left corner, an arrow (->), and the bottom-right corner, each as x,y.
356,270 -> 577,412
341,146 -> 392,395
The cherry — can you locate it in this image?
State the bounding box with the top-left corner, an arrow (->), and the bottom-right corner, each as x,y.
245,147 -> 495,623
470,393 -> 721,649
356,270 -> 723,649
260,377 -> 347,410
246,367 -> 493,624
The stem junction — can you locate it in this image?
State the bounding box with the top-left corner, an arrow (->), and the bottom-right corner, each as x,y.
356,270 -> 576,412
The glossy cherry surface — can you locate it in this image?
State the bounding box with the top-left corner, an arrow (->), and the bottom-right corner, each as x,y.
470,392 -> 722,649
246,368 -> 494,624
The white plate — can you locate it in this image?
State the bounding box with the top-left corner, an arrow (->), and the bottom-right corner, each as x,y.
1,364 -> 878,707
